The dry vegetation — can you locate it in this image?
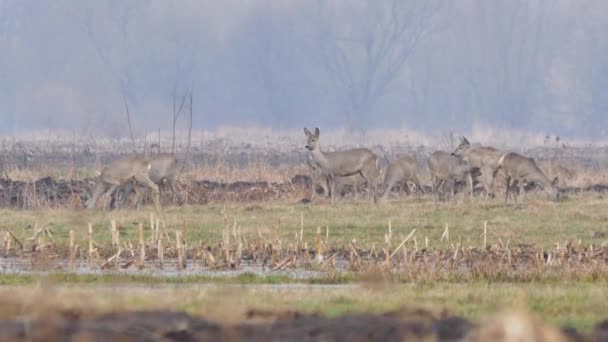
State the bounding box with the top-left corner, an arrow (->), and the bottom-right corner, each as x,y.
1,134 -> 608,340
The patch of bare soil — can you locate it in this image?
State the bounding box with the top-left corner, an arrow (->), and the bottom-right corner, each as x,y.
0,176 -> 312,208
1,308 -> 606,341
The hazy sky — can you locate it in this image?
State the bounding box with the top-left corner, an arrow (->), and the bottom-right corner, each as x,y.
1,0 -> 607,139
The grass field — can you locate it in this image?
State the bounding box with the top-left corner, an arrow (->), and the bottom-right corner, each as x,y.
2,192 -> 606,250
0,278 -> 605,331
1,192 -> 607,332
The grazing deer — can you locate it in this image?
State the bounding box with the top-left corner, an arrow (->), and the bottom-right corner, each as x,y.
451,137 -> 503,198
85,156 -> 160,209
497,152 -> 559,202
115,153 -> 178,208
380,156 -> 425,200
427,151 -> 473,200
304,127 -> 379,204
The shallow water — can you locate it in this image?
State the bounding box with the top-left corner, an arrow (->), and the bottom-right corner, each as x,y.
0,257 -> 329,279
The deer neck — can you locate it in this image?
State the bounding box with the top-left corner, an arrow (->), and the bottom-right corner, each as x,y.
530,172 -> 556,196
310,146 -> 332,174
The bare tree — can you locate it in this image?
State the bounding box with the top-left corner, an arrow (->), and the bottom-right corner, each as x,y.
171,82 -> 187,154
184,88 -> 194,170
317,0 -> 442,132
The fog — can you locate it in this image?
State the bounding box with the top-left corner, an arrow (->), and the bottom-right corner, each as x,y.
1,0 -> 607,139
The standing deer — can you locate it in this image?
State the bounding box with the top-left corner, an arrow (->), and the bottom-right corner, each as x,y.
308,154 -> 367,200
115,153 -> 178,208
380,156 -> 425,200
497,152 -> 559,202
427,151 -> 473,200
85,156 -> 160,209
304,127 -> 379,204
451,137 -> 503,198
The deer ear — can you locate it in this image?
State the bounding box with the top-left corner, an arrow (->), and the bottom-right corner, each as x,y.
304,128 -> 312,137
314,128 -> 320,137
552,177 -> 559,187
463,137 -> 470,145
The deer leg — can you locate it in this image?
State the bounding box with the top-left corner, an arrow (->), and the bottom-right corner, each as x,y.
166,175 -> 177,204
404,181 -> 412,196
480,167 -> 494,198
134,173 -> 160,208
432,177 -> 442,201
310,173 -> 317,201
132,184 -> 143,210
105,184 -> 120,211
381,178 -> 396,201
352,184 -> 359,201
437,179 -> 446,201
117,182 -> 135,209
411,176 -> 425,195
518,180 -> 526,203
85,181 -> 108,209
367,176 -> 377,205
505,177 -> 511,203
327,176 -> 336,205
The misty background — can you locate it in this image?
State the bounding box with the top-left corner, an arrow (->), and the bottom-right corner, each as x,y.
1,0 -> 607,140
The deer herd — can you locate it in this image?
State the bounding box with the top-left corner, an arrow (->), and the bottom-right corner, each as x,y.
83,127 -> 561,210
304,127 -> 560,205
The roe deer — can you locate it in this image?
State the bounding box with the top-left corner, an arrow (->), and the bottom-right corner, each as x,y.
380,156 -> 425,200
451,137 -> 503,198
308,154 -> 369,199
85,156 -> 160,209
304,127 -> 379,204
497,152 -> 559,202
116,153 -> 178,208
427,151 -> 473,200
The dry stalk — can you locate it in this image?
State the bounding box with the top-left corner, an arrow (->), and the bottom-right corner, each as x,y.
88,223 -> 94,270
235,226 -> 243,268
384,229 -> 416,266
139,223 -> 145,268
315,226 -> 323,263
2,231 -> 9,255
272,256 -> 292,271
101,248 -> 122,270
5,229 -> 22,251
176,231 -> 183,271
483,221 -> 488,249
157,239 -> 164,269
110,220 -> 118,246
441,223 -> 449,243
69,230 -> 75,271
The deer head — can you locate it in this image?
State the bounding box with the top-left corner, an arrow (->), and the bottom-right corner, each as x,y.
304,127 -> 320,151
451,136 -> 471,157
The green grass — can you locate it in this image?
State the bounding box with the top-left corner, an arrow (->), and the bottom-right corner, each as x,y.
1,192 -> 607,252
0,273 -> 297,286
0,279 -> 605,331
1,193 -> 607,331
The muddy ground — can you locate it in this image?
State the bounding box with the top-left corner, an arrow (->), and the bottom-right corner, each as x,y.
0,175 -> 313,208
1,175 -> 608,209
0,308 -> 606,341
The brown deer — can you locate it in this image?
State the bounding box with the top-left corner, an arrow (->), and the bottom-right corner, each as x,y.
304,127 -> 379,204
497,152 -> 559,202
116,153 -> 178,208
451,137 -> 503,198
380,156 -> 425,200
427,151 -> 473,200
308,153 -> 367,200
85,156 -> 160,209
